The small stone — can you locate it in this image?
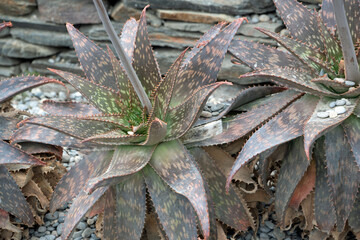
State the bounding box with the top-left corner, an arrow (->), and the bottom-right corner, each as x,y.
264,221 -> 275,230
273,228 -> 286,240
317,111 -> 329,118
56,223 -> 63,235
345,80 -> 355,86
259,232 -> 270,240
335,99 -> 346,106
344,99 -> 352,105
251,15 -> 259,23
335,106 -> 346,114
45,212 -> 59,221
260,225 -> 271,233
38,226 -> 47,233
76,221 -> 86,230
58,216 -> 65,223
259,14 -> 270,22
349,87 -> 356,91
200,111 -> 212,118
82,228 -> 94,238
209,103 -> 224,112
280,29 -> 290,37
87,218 -> 96,225
334,77 -> 345,83
329,101 -> 336,108
62,152 -> 70,163
45,235 -> 56,240
47,227 -> 54,231
58,91 -> 67,100
211,111 -> 219,116
72,231 -> 83,239
328,110 -> 338,118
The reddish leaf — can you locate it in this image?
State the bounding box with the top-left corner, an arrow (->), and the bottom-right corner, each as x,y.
342,115 -> 360,167
324,126 -> 359,231
50,151 -> 112,212
303,97 -> 357,159
141,118 -> 167,146
0,76 -> 65,103
120,18 -> 138,60
183,22 -> 226,66
143,165 -> 197,240
170,18 -> 244,107
132,7 -> 162,96
0,141 -> 44,165
165,82 -> 230,140
311,76 -> 348,93
0,165 -> 34,226
103,187 -> 118,239
42,100 -> 101,116
115,172 -> 146,240
19,142 -> 63,160
275,137 -> 311,224
62,187 -> 108,240
229,40 -> 305,70
348,191 -> 360,235
321,0 -> 337,33
187,90 -> 302,147
227,94 -> 318,189
150,140 -> 210,239
274,0 -> 325,51
50,69 -> 123,114
86,145 -> 156,193
0,116 -> 20,140
66,23 -> 119,91
239,67 -> 336,97
191,148 -> 253,231
314,137 -> 336,233
82,130 -> 146,145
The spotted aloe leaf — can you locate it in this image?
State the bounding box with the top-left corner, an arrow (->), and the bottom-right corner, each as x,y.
227,94 -> 317,188
170,18 -> 245,107
0,165 -> 34,226
0,116 -> 23,140
143,166 -> 198,240
42,100 -> 101,116
61,187 -> 109,240
275,138 -> 310,224
150,140 -> 210,238
0,76 -> 65,103
0,141 -> 44,165
103,187 -> 117,239
303,96 -> 358,159
342,115 -> 360,167
324,126 -> 359,231
50,151 -> 112,212
85,145 -> 156,192
348,191 -> 360,236
229,40 -> 305,70
191,148 -> 253,231
115,172 -> 146,240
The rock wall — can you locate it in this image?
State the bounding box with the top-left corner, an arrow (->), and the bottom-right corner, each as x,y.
0,0 -> 321,82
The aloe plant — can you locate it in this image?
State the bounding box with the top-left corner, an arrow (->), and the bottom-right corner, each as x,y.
0,22 -> 67,229
12,4 -> 254,239
228,0 -> 360,236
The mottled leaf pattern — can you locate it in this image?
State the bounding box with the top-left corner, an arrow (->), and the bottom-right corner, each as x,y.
0,76 -> 65,103
187,90 -> 302,147
227,94 -> 318,188
141,118 -> 167,145
86,145 -> 156,193
348,191 -> 360,235
303,97 -> 358,159
166,82 -> 230,140
274,0 -> 325,50
0,116 -> 21,140
239,68 -> 335,97
342,115 -> 360,167
82,130 -> 146,145
50,69 -> 123,114
275,137 -> 310,224
314,137 -> 336,232
132,7 -> 162,96
120,18 -> 138,60
62,187 -> 108,240
115,173 -> 146,240
229,40 -> 306,70
0,165 -> 34,226
66,23 -> 119,91
103,187 -> 117,239
143,166 -> 197,240
42,100 -> 101,116
191,148 -> 253,231
0,141 -> 44,165
324,126 -> 359,231
50,151 -> 113,212
170,18 -> 244,107
150,140 -> 210,239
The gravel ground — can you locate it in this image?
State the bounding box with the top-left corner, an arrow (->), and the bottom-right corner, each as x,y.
11,86 -> 305,240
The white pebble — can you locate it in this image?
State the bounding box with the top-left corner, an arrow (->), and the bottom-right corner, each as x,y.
334,77 -> 345,83
349,87 -> 356,91
344,99 -> 352,105
328,110 -> 338,118
329,101 -> 336,108
345,80 -> 355,86
335,99 -> 346,106
335,106 -> 346,114
200,111 -> 212,118
317,111 -> 329,118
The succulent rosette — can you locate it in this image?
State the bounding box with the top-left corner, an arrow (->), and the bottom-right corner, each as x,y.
228,0 -> 360,236
12,6 -> 254,240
